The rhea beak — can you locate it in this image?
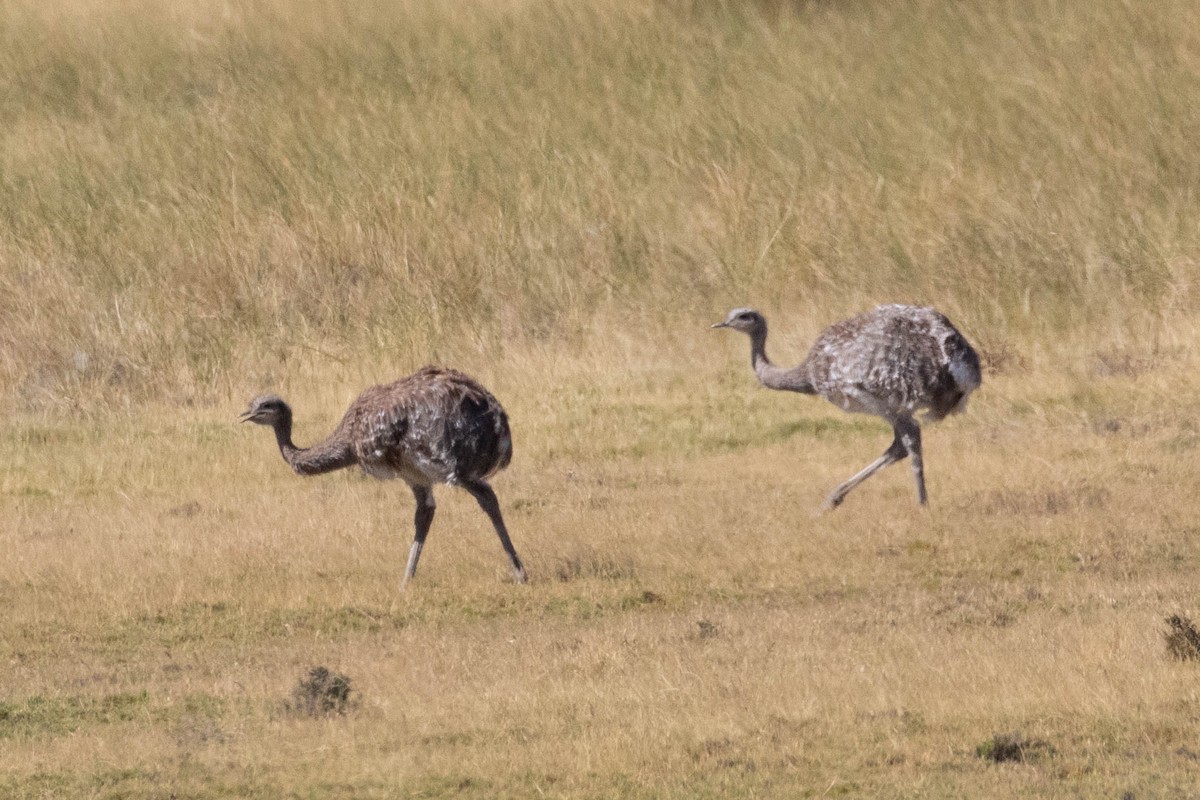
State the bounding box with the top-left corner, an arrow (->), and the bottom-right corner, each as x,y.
711,322 -> 728,329
239,409 -> 255,423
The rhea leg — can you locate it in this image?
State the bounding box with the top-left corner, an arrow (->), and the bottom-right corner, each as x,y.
896,417 -> 926,506
463,479 -> 527,584
820,427 -> 909,512
401,484 -> 436,590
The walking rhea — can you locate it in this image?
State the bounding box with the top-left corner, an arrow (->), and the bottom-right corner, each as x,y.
714,305 -> 980,511
241,366 -> 526,588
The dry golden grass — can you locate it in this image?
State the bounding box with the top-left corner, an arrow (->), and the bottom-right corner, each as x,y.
4,0 -> 1200,796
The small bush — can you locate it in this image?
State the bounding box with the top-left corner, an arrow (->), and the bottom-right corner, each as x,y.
976,732 -> 1052,763
289,666 -> 353,717
1164,615 -> 1200,661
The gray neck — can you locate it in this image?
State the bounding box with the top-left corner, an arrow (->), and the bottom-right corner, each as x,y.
271,413 -> 356,476
750,327 -> 815,394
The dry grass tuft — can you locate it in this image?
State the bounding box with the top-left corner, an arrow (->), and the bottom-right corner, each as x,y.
554,547 -> 637,582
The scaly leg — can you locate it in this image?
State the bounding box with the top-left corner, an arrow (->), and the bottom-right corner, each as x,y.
819,427 -> 909,513
463,480 -> 527,584
401,484 -> 436,590
896,417 -> 927,506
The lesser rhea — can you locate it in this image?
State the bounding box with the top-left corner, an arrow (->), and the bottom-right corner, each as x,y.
714,305 -> 980,510
241,366 -> 526,588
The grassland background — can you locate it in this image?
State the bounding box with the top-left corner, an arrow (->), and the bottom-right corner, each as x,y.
4,0 -> 1200,796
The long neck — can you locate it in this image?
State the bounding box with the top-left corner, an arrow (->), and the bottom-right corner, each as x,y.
750,327 -> 815,394
271,413 -> 356,476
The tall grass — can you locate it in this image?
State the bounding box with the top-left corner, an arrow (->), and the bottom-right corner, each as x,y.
2,0 -> 1199,409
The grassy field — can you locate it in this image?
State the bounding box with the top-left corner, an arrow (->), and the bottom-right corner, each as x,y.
4,0 -> 1200,796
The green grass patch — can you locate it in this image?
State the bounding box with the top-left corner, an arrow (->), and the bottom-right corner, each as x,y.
0,691 -> 154,739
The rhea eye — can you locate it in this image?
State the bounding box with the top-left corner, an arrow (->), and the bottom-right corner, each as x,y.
738,312 -> 752,320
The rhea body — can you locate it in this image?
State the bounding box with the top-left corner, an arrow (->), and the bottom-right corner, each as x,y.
241,366 -> 525,588
714,305 -> 981,510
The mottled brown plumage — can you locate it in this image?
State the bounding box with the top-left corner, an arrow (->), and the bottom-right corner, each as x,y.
241,366 -> 525,588
714,305 -> 981,510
